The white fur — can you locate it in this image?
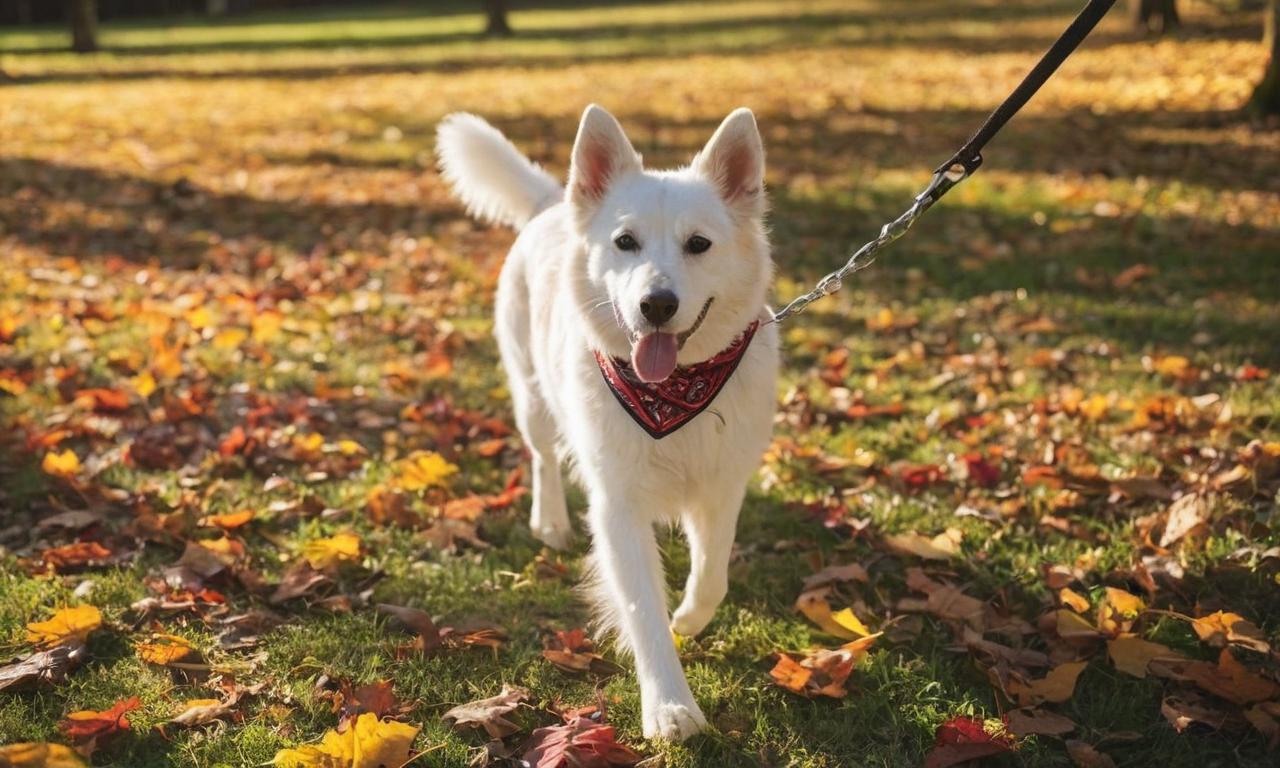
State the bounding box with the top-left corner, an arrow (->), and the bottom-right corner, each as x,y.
436,105 -> 779,742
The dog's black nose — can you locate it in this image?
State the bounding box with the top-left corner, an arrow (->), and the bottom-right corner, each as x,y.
639,290 -> 679,327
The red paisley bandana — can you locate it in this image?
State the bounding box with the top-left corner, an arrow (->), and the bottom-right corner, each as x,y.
594,321 -> 759,439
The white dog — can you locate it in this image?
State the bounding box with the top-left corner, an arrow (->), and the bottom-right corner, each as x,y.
436,105 -> 779,741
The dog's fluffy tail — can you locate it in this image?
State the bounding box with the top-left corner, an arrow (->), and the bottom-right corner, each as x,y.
435,113 -> 563,229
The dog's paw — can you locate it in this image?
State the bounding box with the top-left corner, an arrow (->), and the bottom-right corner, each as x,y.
670,600 -> 715,637
642,700 -> 707,742
532,521 -> 573,550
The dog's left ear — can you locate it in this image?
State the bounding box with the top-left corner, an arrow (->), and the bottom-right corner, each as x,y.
693,108 -> 765,216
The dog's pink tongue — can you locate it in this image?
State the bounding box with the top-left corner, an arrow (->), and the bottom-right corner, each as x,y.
631,332 -> 678,383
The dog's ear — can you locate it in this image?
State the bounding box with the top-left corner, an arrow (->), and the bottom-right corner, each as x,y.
693,108 -> 765,216
567,104 -> 642,210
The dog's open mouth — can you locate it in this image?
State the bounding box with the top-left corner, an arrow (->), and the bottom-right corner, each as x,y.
630,297 -> 713,383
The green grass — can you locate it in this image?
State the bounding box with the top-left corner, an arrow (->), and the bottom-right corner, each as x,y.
1,0 -> 1279,766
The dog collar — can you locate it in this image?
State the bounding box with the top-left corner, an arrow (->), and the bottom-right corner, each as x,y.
594,321 -> 759,440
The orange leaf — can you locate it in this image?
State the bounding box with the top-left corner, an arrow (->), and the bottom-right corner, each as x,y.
0,743 -> 87,767
1008,661 -> 1088,706
59,697 -> 140,751
26,606 -> 102,648
136,633 -> 195,665
199,510 -> 255,530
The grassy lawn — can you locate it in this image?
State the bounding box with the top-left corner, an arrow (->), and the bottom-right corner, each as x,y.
1,1 -> 1279,766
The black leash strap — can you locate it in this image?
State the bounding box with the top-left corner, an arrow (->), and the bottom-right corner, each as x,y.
770,0 -> 1118,323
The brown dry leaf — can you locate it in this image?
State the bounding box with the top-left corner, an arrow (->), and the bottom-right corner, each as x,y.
0,642 -> 88,692
0,743 -> 88,767
442,684 -> 528,739
1161,693 -> 1242,734
1150,649 -> 1280,706
1107,634 -> 1183,678
40,542 -> 114,570
902,569 -> 986,629
1055,609 -> 1104,641
25,606 -> 102,648
883,528 -> 962,560
801,563 -> 869,592
1066,740 -> 1117,768
169,698 -> 237,727
1160,493 -> 1212,548
334,680 -> 402,726
1008,661 -> 1088,706
1190,611 -> 1271,654
269,561 -> 332,604
1244,701 -> 1280,751
136,633 -> 196,666
1006,708 -> 1075,737
542,629 -> 623,678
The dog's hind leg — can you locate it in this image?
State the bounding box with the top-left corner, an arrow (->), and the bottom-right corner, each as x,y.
587,491 -> 707,741
670,485 -> 744,637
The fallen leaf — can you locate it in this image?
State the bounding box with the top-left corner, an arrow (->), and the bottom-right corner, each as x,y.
136,633 -> 195,666
59,697 -> 140,757
394,451 -> 458,492
270,561 -> 332,604
1150,648 -> 1280,705
795,589 -> 871,639
769,634 -> 879,698
0,642 -> 88,692
40,542 -> 113,570
883,528 -> 962,560
1160,493 -> 1211,548
25,606 -> 102,648
169,698 -> 236,727
801,563 -> 869,591
1161,692 -> 1241,734
1066,740 -> 1117,768
199,510 -> 255,530
1107,634 -> 1182,678
271,712 -> 419,768
41,449 -> 81,479
0,743 -> 87,767
443,684 -> 528,739
1190,611 -> 1270,654
923,716 -> 1014,768
1006,708 -> 1075,737
1096,588 -> 1144,637
1008,661 -> 1088,706
1057,588 -> 1091,613
522,716 -> 639,768
302,532 -> 362,570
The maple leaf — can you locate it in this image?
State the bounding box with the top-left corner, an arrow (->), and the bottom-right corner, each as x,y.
41,449 -> 81,479
443,684 -> 528,739
271,712 -> 419,768
393,451 -> 458,492
58,696 -> 140,757
25,606 -> 102,648
522,717 -> 639,768
923,716 -> 1014,768
769,634 -> 879,698
302,532 -> 362,570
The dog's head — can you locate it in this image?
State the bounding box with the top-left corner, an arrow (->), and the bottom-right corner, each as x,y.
566,105 -> 771,383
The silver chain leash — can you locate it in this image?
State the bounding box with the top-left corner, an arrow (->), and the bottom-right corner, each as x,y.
768,161 -> 972,324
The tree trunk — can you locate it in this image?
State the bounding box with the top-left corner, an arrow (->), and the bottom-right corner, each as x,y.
69,0 -> 98,53
1250,0 -> 1280,115
1132,0 -> 1179,35
484,0 -> 512,37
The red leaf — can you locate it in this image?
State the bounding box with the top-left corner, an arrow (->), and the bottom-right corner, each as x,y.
923,716 -> 1014,768
523,717 -> 639,768
58,696 -> 141,754
962,453 -> 1000,488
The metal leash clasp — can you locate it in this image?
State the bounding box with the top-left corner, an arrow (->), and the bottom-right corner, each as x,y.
768,153 -> 979,325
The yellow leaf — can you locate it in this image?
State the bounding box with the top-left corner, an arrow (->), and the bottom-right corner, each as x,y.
302,532 -> 362,570
132,371 -> 157,398
1108,634 -> 1182,678
137,633 -> 195,665
1190,611 -> 1271,654
0,743 -> 88,767
394,451 -> 458,492
252,311 -> 284,343
272,713 -> 418,768
795,590 -> 870,639
337,439 -> 365,456
185,305 -> 213,330
831,608 -> 873,637
26,605 -> 102,647
1057,588 -> 1091,613
883,528 -> 962,560
212,328 -> 248,350
1155,355 -> 1191,378
1056,609 -> 1103,640
1080,393 -> 1109,421
152,344 -> 184,381
1009,661 -> 1088,706
199,510 -> 255,530
1097,588 -> 1144,637
41,450 -> 80,479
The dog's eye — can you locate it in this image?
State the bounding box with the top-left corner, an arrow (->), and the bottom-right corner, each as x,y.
614,233 -> 640,252
685,235 -> 712,255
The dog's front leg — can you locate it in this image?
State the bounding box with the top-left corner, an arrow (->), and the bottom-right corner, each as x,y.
671,484 -> 744,637
588,492 -> 707,741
